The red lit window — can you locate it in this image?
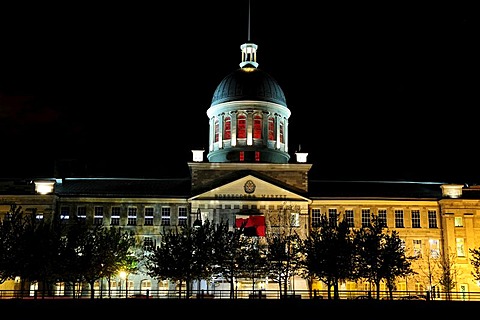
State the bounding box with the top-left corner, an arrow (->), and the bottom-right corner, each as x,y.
255,151 -> 260,162
239,151 -> 244,162
237,114 -> 246,139
214,119 -> 219,142
268,117 -> 275,140
224,116 -> 231,139
253,114 -> 262,139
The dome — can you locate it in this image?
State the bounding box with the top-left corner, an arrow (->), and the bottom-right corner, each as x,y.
211,67 -> 287,107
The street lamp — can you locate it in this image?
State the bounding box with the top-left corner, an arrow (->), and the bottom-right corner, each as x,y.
193,208 -> 202,228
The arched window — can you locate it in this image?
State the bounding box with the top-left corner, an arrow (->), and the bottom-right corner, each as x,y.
279,121 -> 284,143
214,118 -> 219,142
237,114 -> 246,139
268,117 -> 275,141
224,116 -> 231,139
253,114 -> 262,139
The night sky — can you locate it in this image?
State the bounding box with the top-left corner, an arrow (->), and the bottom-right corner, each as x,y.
0,2 -> 477,183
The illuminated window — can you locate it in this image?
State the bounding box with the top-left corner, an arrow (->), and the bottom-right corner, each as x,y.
413,239 -> 422,257
345,209 -> 354,227
455,217 -> 463,227
214,118 -> 219,142
395,210 -> 404,228
237,114 -> 246,139
411,210 -> 421,228
94,207 -> 104,225
127,207 -> 137,226
253,114 -> 262,139
378,209 -> 387,227
161,207 -> 171,226
456,238 -> 465,257
255,151 -> 260,162
279,121 -> 284,143
77,207 -> 86,221
144,207 -> 154,226
311,209 -> 321,227
224,116 -> 231,139
290,212 -> 300,227
178,207 -> 187,226
111,207 -> 120,225
361,209 -> 370,227
428,210 -> 438,228
430,239 -> 440,258
60,207 -> 70,220
239,151 -> 244,161
268,117 -> 275,140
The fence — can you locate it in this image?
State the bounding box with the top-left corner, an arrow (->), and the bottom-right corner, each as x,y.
0,289 -> 477,301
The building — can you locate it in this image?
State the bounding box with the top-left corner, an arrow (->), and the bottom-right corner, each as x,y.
1,30 -> 480,300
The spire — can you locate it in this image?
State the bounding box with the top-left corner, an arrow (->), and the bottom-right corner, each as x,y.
239,0 -> 258,68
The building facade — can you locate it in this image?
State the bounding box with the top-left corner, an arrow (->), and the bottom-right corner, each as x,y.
1,37 -> 480,299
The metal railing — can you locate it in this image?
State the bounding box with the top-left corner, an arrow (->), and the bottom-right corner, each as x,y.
0,289 -> 477,301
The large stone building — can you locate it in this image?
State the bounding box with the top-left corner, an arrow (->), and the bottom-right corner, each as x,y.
1,35 -> 480,300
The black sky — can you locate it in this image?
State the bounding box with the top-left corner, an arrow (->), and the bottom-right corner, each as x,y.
0,2 -> 477,183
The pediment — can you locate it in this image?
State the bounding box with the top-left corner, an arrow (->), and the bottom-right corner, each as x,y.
189,175 -> 309,202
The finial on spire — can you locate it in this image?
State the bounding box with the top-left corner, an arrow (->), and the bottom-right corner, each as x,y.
240,0 -> 259,68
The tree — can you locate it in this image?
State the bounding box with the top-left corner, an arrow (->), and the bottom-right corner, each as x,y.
145,224 -> 208,298
381,230 -> 415,299
238,237 -> 269,295
266,231 -> 303,298
0,205 -> 25,285
354,214 -> 415,299
210,220 -> 248,298
301,213 -> 355,299
438,252 -> 458,300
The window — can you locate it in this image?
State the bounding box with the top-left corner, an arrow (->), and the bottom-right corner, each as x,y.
214,118 -> 219,142
411,210 -> 421,228
361,209 -> 370,227
77,207 -> 86,221
378,209 -> 387,227
345,209 -> 354,227
239,151 -> 244,162
237,114 -> 246,139
253,114 -> 262,139
328,209 -> 337,226
428,210 -> 438,228
94,207 -> 104,225
60,207 -> 70,220
127,207 -> 137,226
111,207 -> 120,226
224,116 -> 231,139
255,151 -> 260,162
455,217 -> 463,227
456,238 -> 465,257
311,209 -> 321,227
267,116 -> 275,141
144,207 -> 154,226
395,210 -> 404,228
290,212 -> 300,227
413,239 -> 422,258
144,237 -> 155,249
429,239 -> 440,258
178,207 -> 187,226
161,207 -> 171,226
279,121 -> 284,143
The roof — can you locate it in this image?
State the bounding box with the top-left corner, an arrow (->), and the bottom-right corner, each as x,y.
307,180 -> 444,200
55,178 -> 192,198
211,68 -> 287,106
